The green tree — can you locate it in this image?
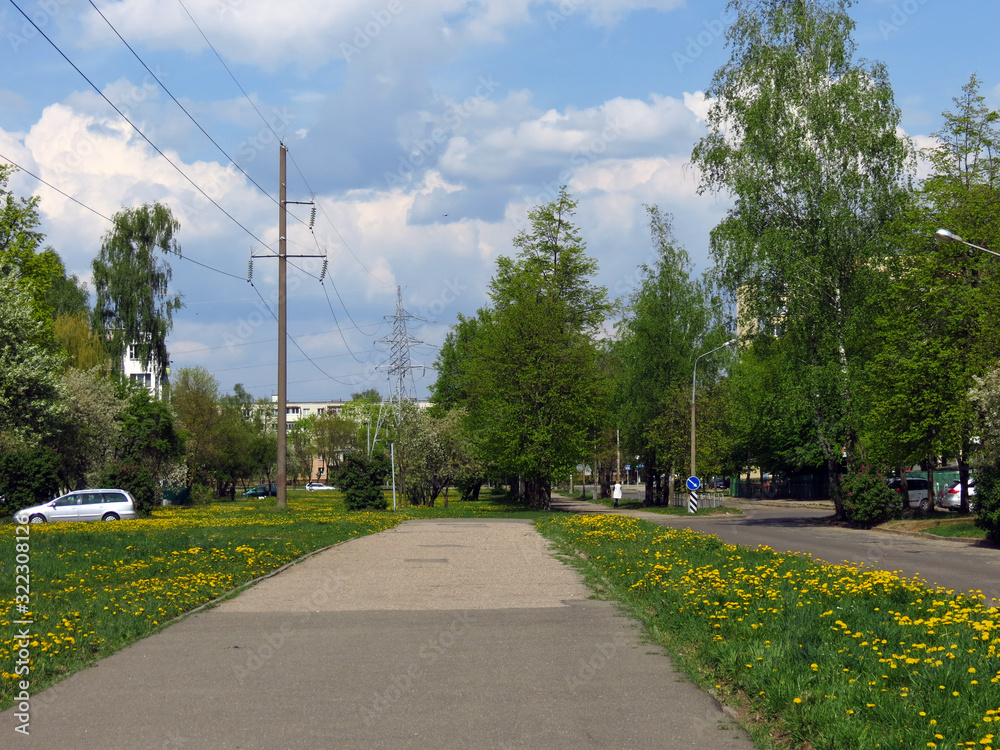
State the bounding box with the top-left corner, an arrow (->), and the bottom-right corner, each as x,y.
341,389 -> 386,453
337,452 -> 390,511
691,0 -> 913,515
461,188 -> 611,507
101,383 -> 184,513
54,313 -> 112,372
969,368 -> 1000,541
0,165 -> 61,329
861,75 -> 1000,507
288,415 -> 317,484
91,203 -> 183,380
313,412 -> 359,477
45,256 -> 89,318
51,367 -> 124,490
0,270 -> 65,451
614,206 -> 728,504
396,408 -> 472,506
171,367 -> 221,490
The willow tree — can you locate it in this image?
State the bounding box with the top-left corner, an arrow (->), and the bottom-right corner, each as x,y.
91,203 -> 183,381
691,0 -> 912,515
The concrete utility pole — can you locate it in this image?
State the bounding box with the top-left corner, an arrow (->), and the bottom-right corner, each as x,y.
253,144 -> 318,509
277,144 -> 288,509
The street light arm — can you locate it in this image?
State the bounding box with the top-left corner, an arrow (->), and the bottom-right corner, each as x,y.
690,337 -> 737,483
692,338 -> 738,404
935,228 -> 1000,259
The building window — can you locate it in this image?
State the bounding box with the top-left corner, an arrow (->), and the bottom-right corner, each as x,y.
128,345 -> 141,361
130,373 -> 152,389
287,406 -> 300,416
317,408 -> 324,415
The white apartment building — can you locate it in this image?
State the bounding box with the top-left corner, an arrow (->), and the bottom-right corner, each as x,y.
123,343 -> 167,399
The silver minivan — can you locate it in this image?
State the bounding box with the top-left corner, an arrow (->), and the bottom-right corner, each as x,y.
13,489 -> 139,523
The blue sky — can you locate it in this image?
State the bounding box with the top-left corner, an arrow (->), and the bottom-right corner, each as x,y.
1,0 -> 997,402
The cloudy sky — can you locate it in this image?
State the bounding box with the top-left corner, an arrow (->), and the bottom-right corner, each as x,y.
1,0 -> 997,402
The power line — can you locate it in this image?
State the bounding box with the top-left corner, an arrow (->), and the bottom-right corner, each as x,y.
8,0 -> 268,248
86,0 -> 277,208
248,280 -> 364,386
0,154 -> 249,282
0,152 -> 111,222
175,0 -> 281,144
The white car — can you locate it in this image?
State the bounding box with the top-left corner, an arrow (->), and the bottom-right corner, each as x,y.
14,489 -> 138,523
305,482 -> 335,491
887,477 -> 931,511
936,479 -> 976,511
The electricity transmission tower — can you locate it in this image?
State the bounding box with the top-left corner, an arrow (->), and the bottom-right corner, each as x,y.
379,286 -> 425,417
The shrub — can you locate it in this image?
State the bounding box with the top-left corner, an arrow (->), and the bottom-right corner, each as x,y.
97,461 -> 158,515
840,469 -> 900,527
337,452 -> 390,511
0,447 -> 60,513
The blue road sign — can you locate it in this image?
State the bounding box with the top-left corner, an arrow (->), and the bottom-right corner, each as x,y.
686,476 -> 700,491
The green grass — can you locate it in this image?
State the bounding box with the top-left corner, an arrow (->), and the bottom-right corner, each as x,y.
0,490 -> 544,709
925,521 -> 987,539
537,513 -> 1000,750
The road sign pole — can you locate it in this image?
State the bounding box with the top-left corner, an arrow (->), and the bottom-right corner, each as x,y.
685,475 -> 700,514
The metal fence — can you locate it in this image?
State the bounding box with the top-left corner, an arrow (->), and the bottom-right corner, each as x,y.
733,477 -> 828,501
669,491 -> 727,509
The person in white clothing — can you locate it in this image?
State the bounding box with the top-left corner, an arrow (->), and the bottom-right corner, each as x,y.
612,481 -> 622,508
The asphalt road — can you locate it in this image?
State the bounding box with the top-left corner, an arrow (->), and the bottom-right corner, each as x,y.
559,494 -> 1000,607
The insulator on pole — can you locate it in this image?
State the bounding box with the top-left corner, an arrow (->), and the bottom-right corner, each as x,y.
319,258 -> 328,282
309,205 -> 317,229
247,257 -> 253,283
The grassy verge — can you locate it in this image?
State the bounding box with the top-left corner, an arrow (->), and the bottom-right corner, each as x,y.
880,516 -> 987,541
537,513 -> 1000,750
0,491 -> 543,709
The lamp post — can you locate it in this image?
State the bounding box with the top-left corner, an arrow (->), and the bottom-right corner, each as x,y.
691,339 -> 737,482
935,228 -> 1000,258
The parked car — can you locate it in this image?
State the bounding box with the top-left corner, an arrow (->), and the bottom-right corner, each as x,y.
936,479 -> 976,512
887,477 -> 932,511
13,489 -> 138,524
305,482 -> 335,491
243,483 -> 278,498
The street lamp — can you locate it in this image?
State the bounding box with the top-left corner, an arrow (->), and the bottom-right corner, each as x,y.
691,338 -> 737,482
935,228 -> 1000,258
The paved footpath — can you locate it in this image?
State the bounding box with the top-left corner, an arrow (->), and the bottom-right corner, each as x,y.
4,518 -> 757,750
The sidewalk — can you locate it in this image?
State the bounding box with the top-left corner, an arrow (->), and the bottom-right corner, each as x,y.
3,519 -> 757,749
